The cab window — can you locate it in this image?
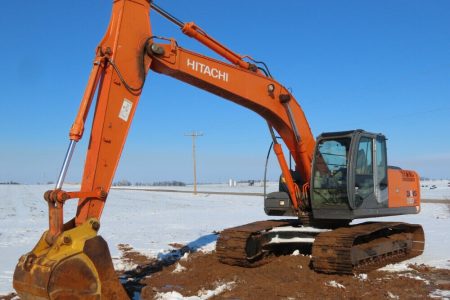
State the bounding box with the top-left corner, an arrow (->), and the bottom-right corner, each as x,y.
376,138 -> 387,189
354,137 -> 374,204
312,138 -> 350,208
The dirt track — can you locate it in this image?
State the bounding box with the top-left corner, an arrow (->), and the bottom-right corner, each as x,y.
116,244 -> 450,300
3,246 -> 448,299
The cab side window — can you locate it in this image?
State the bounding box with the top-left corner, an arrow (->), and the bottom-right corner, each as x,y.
375,137 -> 388,204
376,138 -> 388,190
355,137 -> 374,203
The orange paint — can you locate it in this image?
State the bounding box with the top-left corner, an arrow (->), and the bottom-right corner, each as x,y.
74,0 -> 153,225
388,169 -> 421,208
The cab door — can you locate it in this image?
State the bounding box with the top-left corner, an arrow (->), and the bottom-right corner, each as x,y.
374,136 -> 388,206
352,136 -> 374,208
351,134 -> 388,209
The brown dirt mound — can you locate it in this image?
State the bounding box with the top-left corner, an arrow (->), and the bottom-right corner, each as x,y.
4,248 -> 448,299
137,251 -> 449,299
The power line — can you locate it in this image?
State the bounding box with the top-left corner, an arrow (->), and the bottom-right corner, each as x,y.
185,131 -> 203,195
337,106 -> 450,127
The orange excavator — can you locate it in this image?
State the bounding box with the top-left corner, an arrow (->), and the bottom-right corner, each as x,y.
13,1 -> 424,298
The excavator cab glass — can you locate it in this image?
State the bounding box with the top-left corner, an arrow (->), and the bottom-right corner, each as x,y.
311,130 -> 389,220
311,136 -> 351,209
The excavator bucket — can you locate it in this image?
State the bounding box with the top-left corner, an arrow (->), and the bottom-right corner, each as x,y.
13,219 -> 129,299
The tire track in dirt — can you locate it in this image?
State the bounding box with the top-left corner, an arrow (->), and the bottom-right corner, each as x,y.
117,244 -> 450,299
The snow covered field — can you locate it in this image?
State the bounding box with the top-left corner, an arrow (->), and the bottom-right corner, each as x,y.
0,182 -> 449,295
421,180 -> 450,200
112,181 -> 278,195
0,183 -> 277,295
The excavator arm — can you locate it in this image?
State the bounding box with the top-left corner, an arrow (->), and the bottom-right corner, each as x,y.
15,1 -> 153,298
13,0 -> 315,298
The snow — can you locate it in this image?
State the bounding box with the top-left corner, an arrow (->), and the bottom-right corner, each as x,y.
421,180 -> 450,200
155,234 -> 217,267
113,257 -> 138,272
430,289 -> 450,299
355,273 -> 368,281
0,182 -> 449,295
117,179 -> 450,200
154,281 -> 235,300
197,282 -> 236,299
180,252 -> 189,261
0,184 -> 276,295
112,181 -> 277,195
387,291 -> 400,299
398,273 -> 430,285
172,263 -> 186,273
378,264 -> 413,273
326,280 -> 345,289
155,291 -> 188,300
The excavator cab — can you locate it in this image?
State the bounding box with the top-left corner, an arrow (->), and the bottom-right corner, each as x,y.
310,129 -> 420,220
264,129 -> 387,218
265,129 -> 420,220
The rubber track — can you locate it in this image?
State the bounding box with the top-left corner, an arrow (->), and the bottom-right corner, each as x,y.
216,219 -> 296,267
311,222 -> 425,274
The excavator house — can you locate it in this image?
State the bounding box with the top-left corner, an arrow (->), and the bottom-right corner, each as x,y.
13,1 -> 425,299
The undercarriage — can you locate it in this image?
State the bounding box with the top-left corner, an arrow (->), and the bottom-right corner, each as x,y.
217,219 -> 425,274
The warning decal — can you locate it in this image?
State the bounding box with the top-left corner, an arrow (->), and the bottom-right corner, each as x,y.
119,98 -> 133,122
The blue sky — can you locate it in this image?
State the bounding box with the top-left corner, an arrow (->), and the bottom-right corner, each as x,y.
0,0 -> 449,184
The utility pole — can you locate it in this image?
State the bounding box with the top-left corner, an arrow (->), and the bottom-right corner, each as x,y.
185,131 -> 203,195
